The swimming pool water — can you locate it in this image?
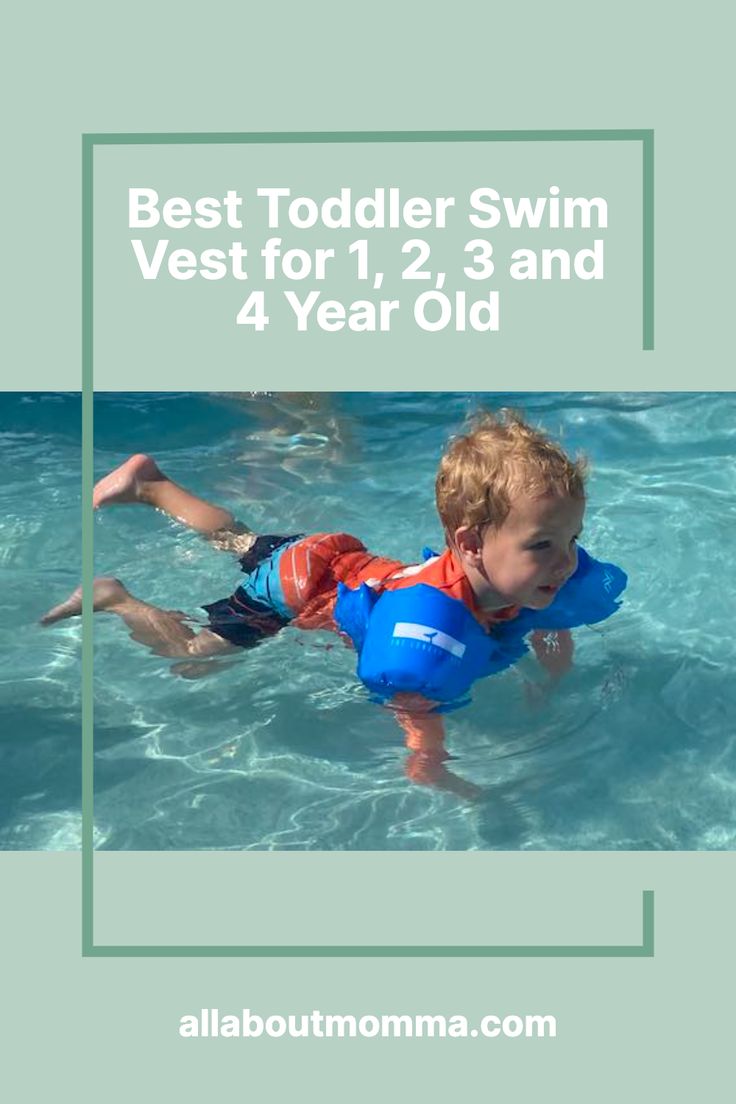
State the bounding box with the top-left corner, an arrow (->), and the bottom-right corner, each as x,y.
2,391 -> 735,851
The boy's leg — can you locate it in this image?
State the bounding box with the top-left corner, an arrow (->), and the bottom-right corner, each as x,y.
40,577 -> 238,659
93,454 -> 256,552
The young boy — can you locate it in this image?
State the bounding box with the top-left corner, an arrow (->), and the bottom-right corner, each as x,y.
42,410 -> 624,798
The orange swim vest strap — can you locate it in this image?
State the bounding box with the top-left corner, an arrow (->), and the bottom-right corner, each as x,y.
278,534 -> 359,613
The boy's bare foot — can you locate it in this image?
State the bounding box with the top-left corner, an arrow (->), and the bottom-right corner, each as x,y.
40,577 -> 129,624
93,454 -> 164,509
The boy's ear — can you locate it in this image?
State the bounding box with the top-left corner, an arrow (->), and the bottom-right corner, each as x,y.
453,525 -> 483,565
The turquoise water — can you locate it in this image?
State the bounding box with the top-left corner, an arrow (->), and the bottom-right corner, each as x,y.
2,391 -> 735,851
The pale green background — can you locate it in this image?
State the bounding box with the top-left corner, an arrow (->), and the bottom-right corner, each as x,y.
3,0 -> 735,1099
3,855 -> 734,1102
94,853 -> 644,946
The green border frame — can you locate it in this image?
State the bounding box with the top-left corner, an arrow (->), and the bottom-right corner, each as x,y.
82,129 -> 655,959
83,892 -> 654,958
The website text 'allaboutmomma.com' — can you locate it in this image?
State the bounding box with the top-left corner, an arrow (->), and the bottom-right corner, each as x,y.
179,1009 -> 557,1040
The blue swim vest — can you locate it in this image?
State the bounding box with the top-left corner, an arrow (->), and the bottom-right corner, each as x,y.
334,546 -> 626,709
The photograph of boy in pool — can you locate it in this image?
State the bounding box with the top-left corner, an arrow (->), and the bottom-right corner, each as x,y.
41,409 -> 625,800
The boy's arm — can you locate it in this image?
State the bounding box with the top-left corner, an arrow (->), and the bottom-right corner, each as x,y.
391,692 -> 482,800
530,628 -> 574,677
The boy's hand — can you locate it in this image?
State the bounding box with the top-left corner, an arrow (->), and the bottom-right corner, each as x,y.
405,753 -> 484,801
530,629 -> 574,678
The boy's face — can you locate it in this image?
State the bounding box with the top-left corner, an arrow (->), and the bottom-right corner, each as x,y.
457,492 -> 585,611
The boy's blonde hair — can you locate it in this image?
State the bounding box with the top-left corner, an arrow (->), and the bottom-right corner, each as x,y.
435,409 -> 587,540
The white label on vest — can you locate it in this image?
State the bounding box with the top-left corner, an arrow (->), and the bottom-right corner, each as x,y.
392,622 -> 466,658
